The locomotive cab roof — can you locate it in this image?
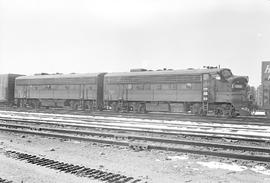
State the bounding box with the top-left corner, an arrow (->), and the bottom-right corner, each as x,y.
15,73 -> 106,85
105,68 -> 232,77
16,73 -> 103,80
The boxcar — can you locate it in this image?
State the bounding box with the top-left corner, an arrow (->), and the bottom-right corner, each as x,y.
103,68 -> 248,116
15,73 -> 105,110
0,74 -> 22,105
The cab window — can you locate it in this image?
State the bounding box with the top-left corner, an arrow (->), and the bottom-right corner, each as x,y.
221,69 -> 232,79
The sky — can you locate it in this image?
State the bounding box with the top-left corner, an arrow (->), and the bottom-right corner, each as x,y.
0,0 -> 270,87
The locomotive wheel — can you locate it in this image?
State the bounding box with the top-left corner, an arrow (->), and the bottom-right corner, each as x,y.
31,101 -> 40,110
21,100 -> 27,108
111,103 -> 116,112
72,103 -> 78,110
227,109 -> 237,118
200,108 -> 207,116
112,102 -> 119,112
215,108 -> 223,117
86,103 -> 94,112
139,103 -> 147,113
132,103 -> 138,113
16,100 -> 21,108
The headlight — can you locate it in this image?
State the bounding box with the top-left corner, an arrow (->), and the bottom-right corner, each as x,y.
233,84 -> 243,89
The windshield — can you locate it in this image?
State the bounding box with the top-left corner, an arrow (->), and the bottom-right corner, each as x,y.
221,69 -> 232,79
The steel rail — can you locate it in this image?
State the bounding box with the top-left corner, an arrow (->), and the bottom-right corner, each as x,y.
1,127 -> 270,163
0,115 -> 267,132
1,109 -> 270,126
92,111 -> 269,122
73,114 -> 270,126
1,117 -> 270,142
0,111 -> 270,135
0,123 -> 270,153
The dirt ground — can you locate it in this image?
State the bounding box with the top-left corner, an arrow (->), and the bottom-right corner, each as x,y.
0,131 -> 269,183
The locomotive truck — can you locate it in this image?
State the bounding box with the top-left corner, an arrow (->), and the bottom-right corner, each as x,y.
13,67 -> 249,117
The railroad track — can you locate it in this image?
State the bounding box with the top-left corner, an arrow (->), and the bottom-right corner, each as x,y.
0,116 -> 270,163
0,108 -> 269,125
0,178 -> 12,183
92,111 -> 268,123
0,115 -> 270,142
0,110 -> 269,133
4,150 -> 142,183
9,112 -> 270,130
1,122 -> 270,153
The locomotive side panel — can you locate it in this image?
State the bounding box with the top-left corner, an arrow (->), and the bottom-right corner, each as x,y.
152,89 -> 177,101
104,68 -> 248,116
104,70 -> 209,113
15,73 -> 101,109
214,81 -> 232,103
104,72 -> 204,103
175,83 -> 202,102
104,83 -> 203,102
84,84 -> 97,100
126,89 -> 153,101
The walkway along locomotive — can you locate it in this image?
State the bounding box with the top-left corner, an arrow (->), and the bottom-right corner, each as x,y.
14,68 -> 249,117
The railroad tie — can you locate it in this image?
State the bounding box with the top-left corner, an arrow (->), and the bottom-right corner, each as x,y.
0,177 -> 13,183
74,168 -> 91,176
59,164 -> 76,172
4,150 -> 143,183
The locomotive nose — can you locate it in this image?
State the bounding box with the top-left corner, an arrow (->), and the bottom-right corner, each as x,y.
229,76 -> 249,112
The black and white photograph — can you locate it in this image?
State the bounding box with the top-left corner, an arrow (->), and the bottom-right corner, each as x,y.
0,0 -> 270,182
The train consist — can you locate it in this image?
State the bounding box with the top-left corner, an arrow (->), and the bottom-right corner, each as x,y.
0,67 -> 249,117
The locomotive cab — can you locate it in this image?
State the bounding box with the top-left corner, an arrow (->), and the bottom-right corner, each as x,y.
209,69 -> 249,117
229,76 -> 249,114
220,69 -> 233,80
218,69 -> 248,116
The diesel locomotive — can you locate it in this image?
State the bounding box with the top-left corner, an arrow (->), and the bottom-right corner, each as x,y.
12,67 -> 249,117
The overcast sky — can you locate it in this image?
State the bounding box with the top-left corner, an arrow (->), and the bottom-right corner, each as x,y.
0,0 -> 270,86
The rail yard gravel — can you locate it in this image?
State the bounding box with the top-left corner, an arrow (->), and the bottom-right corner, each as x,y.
0,131 -> 270,183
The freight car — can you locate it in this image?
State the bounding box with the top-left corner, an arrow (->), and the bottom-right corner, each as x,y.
0,74 -> 22,105
13,68 -> 249,117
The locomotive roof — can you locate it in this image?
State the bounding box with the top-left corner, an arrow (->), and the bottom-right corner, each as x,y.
16,68 -> 228,80
16,73 -> 102,80
105,68 -> 229,77
16,73 -> 104,85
